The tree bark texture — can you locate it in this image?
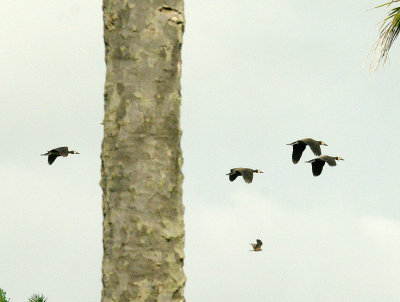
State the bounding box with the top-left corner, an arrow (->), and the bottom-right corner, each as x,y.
101,1 -> 185,301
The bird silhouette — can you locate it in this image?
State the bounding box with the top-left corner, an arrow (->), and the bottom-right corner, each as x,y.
250,239 -> 263,252
41,146 -> 79,165
287,138 -> 328,164
305,155 -> 344,176
226,168 -> 263,183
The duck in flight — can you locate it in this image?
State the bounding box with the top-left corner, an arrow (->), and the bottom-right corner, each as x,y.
226,168 -> 263,183
250,239 -> 263,252
41,146 -> 79,165
287,138 -> 328,164
305,155 -> 344,176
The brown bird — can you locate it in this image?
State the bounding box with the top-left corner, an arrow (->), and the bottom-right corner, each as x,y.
250,239 -> 263,252
287,138 -> 328,164
226,168 -> 263,183
41,146 -> 79,165
305,155 -> 344,176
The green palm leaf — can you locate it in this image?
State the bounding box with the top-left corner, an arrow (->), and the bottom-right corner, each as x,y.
28,294 -> 47,302
371,0 -> 400,69
0,289 -> 10,302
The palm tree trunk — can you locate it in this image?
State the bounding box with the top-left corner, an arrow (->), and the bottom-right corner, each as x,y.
101,1 -> 185,301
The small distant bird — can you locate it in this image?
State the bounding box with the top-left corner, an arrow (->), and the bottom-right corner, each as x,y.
305,155 -> 344,176
226,168 -> 263,183
41,146 -> 79,165
287,138 -> 328,164
250,239 -> 263,252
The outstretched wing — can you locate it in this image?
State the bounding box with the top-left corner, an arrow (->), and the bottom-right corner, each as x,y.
55,146 -> 69,157
324,157 -> 337,166
311,160 -> 325,176
48,154 -> 58,165
292,142 -> 306,164
307,142 -> 322,156
229,173 -> 239,182
241,169 -> 253,183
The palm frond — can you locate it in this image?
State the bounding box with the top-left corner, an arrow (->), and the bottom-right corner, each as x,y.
28,294 -> 48,302
0,289 -> 10,302
370,0 -> 400,70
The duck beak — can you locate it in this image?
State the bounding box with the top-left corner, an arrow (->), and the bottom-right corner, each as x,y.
323,143 -> 328,146
260,171 -> 264,173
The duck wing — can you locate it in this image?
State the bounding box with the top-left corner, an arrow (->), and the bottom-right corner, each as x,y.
48,154 -> 58,165
311,160 -> 325,176
292,142 -> 306,164
323,156 -> 337,166
55,146 -> 69,157
229,172 -> 240,182
241,169 -> 253,183
307,142 -> 322,156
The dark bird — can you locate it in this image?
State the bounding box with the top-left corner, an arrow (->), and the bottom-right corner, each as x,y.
41,146 -> 79,165
226,168 -> 263,183
250,239 -> 263,252
305,155 -> 344,176
287,138 -> 328,164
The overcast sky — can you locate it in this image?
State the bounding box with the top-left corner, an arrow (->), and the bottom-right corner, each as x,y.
1,1 -> 400,301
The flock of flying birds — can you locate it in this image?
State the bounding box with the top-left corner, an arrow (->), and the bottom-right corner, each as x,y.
41,138 -> 343,252
226,137 -> 344,252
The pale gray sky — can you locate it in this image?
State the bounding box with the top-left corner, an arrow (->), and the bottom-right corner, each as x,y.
1,1 -> 400,301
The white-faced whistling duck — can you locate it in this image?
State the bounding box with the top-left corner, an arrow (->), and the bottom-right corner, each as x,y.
305,155 -> 344,176
250,239 -> 263,252
41,146 -> 79,165
226,168 -> 263,183
287,138 -> 328,164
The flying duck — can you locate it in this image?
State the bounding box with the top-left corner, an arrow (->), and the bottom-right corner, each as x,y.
287,138 -> 328,164
305,155 -> 344,176
250,239 -> 263,252
41,146 -> 79,165
226,168 -> 263,183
